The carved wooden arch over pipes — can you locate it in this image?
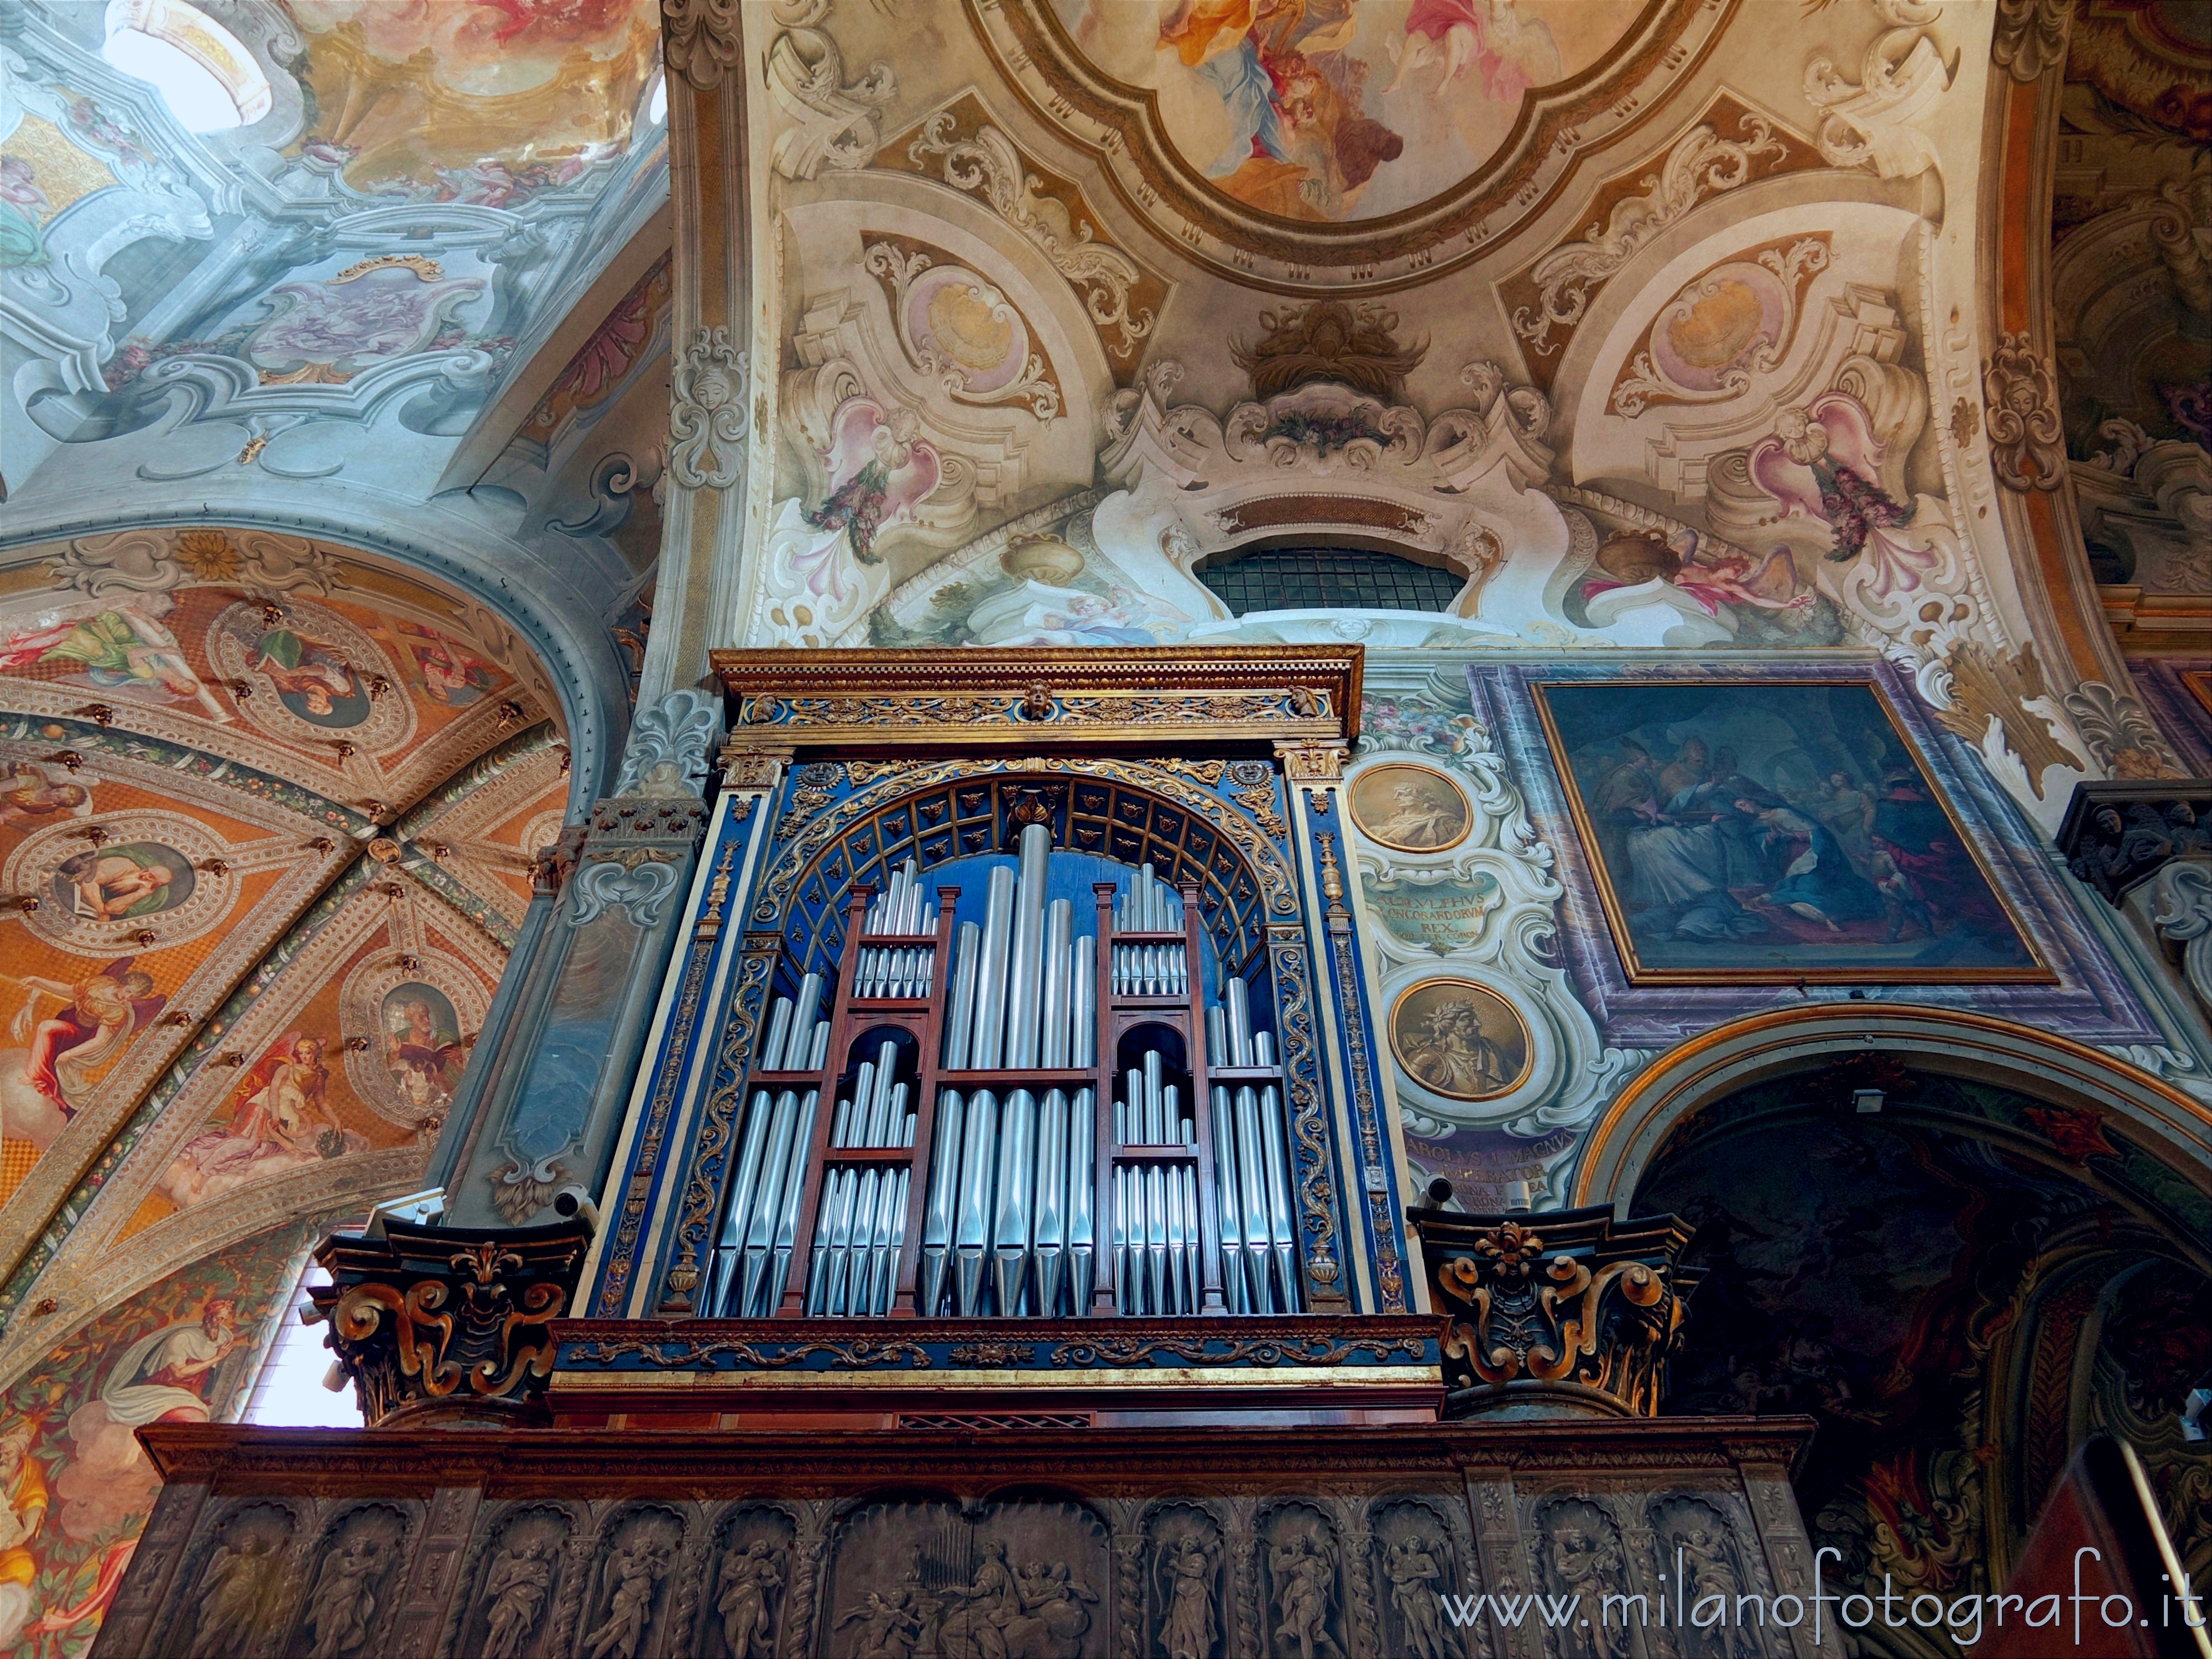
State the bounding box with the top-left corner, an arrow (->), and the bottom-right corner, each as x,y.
1569,1001 -> 2212,1217
759,763 -> 1297,989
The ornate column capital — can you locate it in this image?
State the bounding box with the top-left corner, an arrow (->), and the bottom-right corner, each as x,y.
717,737 -> 796,790
615,688 -> 724,800
307,1219 -> 590,1426
1407,1194 -> 1700,1420
2057,780 -> 2212,903
1274,740 -> 1348,783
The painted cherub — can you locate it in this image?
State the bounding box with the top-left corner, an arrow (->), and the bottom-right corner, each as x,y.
1749,396 -> 1937,600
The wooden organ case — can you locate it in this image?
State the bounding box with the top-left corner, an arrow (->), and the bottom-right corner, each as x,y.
556,646 -> 1437,1431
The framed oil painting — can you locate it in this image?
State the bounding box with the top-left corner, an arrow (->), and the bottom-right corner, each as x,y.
1533,679 -> 2049,983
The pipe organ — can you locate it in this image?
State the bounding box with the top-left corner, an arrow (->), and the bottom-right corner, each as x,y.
709,821 -> 1304,1323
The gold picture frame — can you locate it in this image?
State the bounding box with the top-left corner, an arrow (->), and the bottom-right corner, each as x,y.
1533,677 -> 2053,985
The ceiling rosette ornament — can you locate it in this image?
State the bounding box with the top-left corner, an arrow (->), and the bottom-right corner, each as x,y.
964,0 -> 1738,291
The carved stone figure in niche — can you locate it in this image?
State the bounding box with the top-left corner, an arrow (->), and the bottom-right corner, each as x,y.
1152,1514 -> 1220,1659
1379,1524 -> 1456,1659
584,1527 -> 674,1659
301,1517 -> 400,1659
1535,1499 -> 1626,1659
717,1538 -> 785,1658
480,1535 -> 557,1659
188,1519 -> 287,1658
1266,1516 -> 1344,1659
1653,1499 -> 1749,1659
1013,1554 -> 1098,1650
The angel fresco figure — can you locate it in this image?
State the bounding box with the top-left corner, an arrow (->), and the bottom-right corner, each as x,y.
162,1032 -> 364,1209
10,958 -> 166,1114
1389,0 -> 1562,101
773,398 -> 942,612
1748,396 -> 1937,601
0,598 -> 233,722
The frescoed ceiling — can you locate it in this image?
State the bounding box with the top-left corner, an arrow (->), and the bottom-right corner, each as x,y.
711,0 -> 2199,828
0,525 -> 567,1370
287,0 -> 660,200
0,0 -> 666,766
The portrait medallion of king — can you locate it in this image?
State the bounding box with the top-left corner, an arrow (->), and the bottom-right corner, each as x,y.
1388,978 -> 1531,1102
1349,763 -> 1472,854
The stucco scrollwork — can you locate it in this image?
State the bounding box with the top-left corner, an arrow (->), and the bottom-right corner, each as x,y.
765,0 -> 895,180
570,851 -> 684,930
1512,116 -> 1789,358
662,0 -> 742,89
614,690 -> 724,799
1804,1 -> 1953,181
2148,862 -> 2212,1016
1983,333 -> 2068,492
907,114 -> 1156,361
669,327 -> 752,492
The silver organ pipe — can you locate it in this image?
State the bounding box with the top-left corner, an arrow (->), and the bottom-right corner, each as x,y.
725,833 -> 1307,1323
712,973 -> 830,1315
970,867 -> 1016,1069
807,1032 -> 919,1315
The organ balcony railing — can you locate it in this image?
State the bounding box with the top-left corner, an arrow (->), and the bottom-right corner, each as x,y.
703,823 -> 1301,1321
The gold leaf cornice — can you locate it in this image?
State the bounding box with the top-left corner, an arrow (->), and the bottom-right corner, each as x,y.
709,645 -> 1362,750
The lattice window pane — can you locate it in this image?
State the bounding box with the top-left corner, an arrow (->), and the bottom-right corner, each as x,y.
1197,546 -> 1465,615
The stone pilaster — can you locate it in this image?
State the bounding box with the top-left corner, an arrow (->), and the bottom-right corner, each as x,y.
435,689 -> 723,1228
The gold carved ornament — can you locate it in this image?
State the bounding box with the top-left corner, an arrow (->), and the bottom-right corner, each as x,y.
326,1240 -> 567,1406
1432,1222 -> 1688,1417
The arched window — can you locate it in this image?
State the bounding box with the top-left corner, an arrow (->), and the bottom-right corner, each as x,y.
1196,545 -> 1465,615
